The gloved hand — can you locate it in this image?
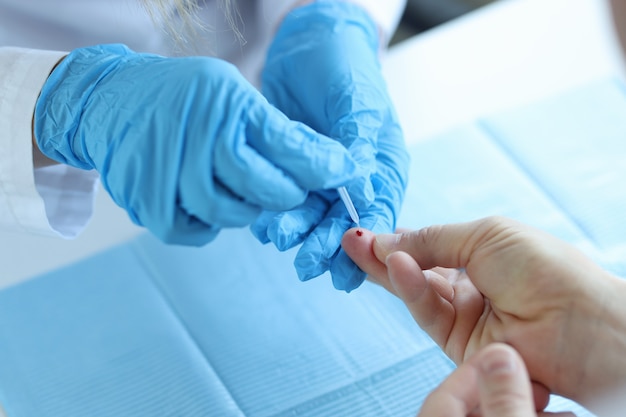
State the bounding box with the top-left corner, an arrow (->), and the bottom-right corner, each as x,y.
251,1 -> 410,291
34,44 -> 362,246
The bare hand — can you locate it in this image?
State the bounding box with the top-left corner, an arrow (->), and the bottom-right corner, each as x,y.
342,216 -> 626,407
419,343 -> 574,417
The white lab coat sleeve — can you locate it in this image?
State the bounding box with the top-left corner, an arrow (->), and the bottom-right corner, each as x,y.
0,47 -> 99,238
257,0 -> 407,45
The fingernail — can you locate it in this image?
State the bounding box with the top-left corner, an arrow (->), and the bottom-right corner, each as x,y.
375,234 -> 400,253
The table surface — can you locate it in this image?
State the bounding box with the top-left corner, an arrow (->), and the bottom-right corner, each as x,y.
386,0 -> 626,144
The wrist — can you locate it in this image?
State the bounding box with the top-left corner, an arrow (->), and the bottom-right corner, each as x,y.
35,45 -> 133,171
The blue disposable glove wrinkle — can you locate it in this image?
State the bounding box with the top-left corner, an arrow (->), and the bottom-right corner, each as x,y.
330,251 -> 365,292
262,2 -> 384,210
250,190 -> 337,251
328,163 -> 407,292
254,2 -> 410,291
294,203 -> 353,280
35,44 -> 361,246
240,105 -> 364,191
249,210 -> 277,245
267,193 -> 330,251
296,167 -> 404,291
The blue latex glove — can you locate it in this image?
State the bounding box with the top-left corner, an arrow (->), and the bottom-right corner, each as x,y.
35,44 -> 362,246
251,2 -> 410,291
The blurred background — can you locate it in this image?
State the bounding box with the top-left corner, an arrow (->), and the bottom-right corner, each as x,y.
392,0 -> 500,43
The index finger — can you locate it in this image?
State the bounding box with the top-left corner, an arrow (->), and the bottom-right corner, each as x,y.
246,101 -> 364,190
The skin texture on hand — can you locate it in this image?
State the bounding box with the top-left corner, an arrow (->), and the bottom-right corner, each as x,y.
418,343 -> 575,417
341,217 -> 626,410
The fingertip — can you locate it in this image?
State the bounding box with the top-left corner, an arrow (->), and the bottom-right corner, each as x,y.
294,241 -> 331,282
341,227 -> 374,249
475,344 -> 535,416
250,226 -> 270,244
340,227 -> 376,264
294,258 -> 323,282
250,211 -> 276,244
330,250 -> 366,292
341,227 -> 390,287
266,213 -> 302,251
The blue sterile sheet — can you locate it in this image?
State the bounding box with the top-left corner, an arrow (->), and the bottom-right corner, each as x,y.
2,78 -> 626,417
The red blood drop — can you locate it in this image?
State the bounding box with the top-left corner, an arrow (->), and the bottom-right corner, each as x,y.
356,230 -> 363,237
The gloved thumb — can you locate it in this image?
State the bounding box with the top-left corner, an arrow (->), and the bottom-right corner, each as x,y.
477,344 -> 537,417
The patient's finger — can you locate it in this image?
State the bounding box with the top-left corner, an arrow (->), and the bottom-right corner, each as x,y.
386,251 -> 455,347
476,344 -> 536,417
420,344 -> 541,417
341,227 -> 394,293
532,382 -> 551,412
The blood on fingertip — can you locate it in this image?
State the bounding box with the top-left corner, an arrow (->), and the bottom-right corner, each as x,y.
356,230 -> 363,237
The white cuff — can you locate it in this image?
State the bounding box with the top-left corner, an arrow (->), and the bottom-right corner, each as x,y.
0,47 -> 98,238
34,165 -> 100,238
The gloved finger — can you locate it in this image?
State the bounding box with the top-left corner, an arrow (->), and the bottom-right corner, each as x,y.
265,193 -> 330,251
294,202 -> 351,282
294,185 -> 396,286
376,116 -> 410,193
250,192 -> 332,250
323,99 -> 386,211
249,210 -> 279,244
329,249 -> 366,292
328,201 -> 396,291
180,178 -> 261,228
148,207 -> 221,246
214,128 -> 308,210
261,2 -> 381,139
343,108 -> 407,211
244,101 -> 364,190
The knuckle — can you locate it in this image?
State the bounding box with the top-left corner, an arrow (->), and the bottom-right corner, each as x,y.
477,215 -> 509,231
409,224 -> 444,248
